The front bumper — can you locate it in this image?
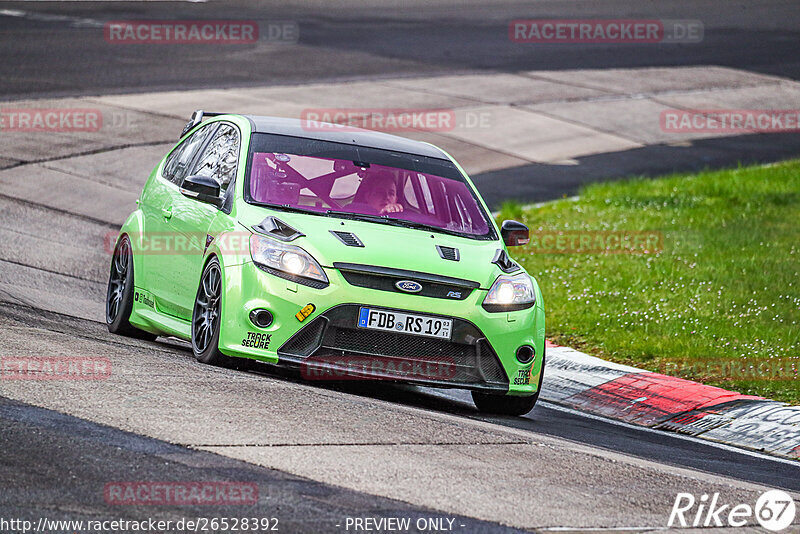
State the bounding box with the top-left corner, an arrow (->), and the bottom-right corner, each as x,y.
278,304 -> 509,393
218,260 -> 545,395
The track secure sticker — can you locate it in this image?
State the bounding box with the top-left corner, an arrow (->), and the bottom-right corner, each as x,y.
514,367 -> 532,385
134,290 -> 154,309
241,332 -> 271,350
296,303 -> 315,322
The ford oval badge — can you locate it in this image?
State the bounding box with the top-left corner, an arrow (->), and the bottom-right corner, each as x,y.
395,280 -> 423,293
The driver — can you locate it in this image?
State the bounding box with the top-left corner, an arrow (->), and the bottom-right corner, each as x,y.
351,171 -> 404,215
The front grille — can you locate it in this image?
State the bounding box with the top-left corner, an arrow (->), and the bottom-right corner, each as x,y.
334,262 -> 478,301
278,305 -> 508,391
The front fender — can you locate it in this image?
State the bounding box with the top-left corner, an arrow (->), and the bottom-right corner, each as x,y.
114,208 -> 147,287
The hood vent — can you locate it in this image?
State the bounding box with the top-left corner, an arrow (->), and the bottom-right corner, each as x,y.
330,231 -> 364,247
436,245 -> 460,261
492,249 -> 520,273
252,216 -> 304,242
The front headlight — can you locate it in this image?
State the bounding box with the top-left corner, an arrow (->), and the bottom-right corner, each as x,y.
249,234 -> 328,287
482,272 -> 535,312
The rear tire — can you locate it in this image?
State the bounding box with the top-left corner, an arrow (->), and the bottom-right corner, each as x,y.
191,258 -> 230,366
106,235 -> 157,341
472,347 -> 546,416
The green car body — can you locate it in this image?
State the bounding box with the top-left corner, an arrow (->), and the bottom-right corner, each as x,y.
107,112 -> 546,415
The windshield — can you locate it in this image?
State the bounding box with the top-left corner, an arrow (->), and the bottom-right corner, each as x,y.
245,134 -> 493,238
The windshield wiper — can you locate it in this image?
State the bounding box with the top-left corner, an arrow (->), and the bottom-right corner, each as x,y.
324,210 -> 465,237
255,202 -> 319,215
387,218 -> 466,237
323,210 -> 392,223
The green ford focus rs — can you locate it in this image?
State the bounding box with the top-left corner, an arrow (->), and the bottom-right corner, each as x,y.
106,111 -> 546,415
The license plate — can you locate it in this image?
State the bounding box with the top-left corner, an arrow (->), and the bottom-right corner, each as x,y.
357,308 -> 452,340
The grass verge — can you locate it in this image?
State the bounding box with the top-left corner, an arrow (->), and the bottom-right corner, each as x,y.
501,160 -> 800,404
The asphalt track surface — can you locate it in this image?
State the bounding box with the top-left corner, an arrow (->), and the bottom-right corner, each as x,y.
1,303 -> 800,530
1,0 -> 800,99
2,0 -> 800,203
0,396 -> 524,534
1,0 -> 800,531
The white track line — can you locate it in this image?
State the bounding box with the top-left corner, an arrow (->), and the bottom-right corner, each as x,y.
419,387 -> 799,467
540,401 -> 800,468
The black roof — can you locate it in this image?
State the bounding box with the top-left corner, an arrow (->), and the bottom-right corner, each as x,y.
243,115 -> 449,160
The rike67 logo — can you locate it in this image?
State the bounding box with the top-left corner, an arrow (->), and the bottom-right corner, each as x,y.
669,490 -> 796,531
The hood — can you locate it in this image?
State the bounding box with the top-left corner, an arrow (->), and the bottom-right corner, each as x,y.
239,207 -> 505,289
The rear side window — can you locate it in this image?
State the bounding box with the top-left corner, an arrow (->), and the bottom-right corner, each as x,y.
162,124 -> 214,185
191,124 -> 239,194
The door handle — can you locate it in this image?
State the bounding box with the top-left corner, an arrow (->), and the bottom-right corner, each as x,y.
162,206 -> 173,220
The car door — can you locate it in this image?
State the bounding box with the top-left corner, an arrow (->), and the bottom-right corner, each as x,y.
141,123 -> 216,317
165,122 -> 241,320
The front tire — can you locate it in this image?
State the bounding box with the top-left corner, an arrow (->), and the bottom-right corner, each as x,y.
472,347 -> 546,416
191,258 -> 229,366
106,235 -> 157,341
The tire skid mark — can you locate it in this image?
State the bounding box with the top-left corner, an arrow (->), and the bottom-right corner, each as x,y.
1,139 -> 173,171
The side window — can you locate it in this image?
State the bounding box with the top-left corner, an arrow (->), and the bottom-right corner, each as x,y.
190,124 -> 240,195
162,124 -> 214,185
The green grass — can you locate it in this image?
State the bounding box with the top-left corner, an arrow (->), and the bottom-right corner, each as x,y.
501,160 -> 800,404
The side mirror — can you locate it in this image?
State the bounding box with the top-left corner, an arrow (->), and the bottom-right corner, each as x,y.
181,175 -> 222,206
501,220 -> 529,247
